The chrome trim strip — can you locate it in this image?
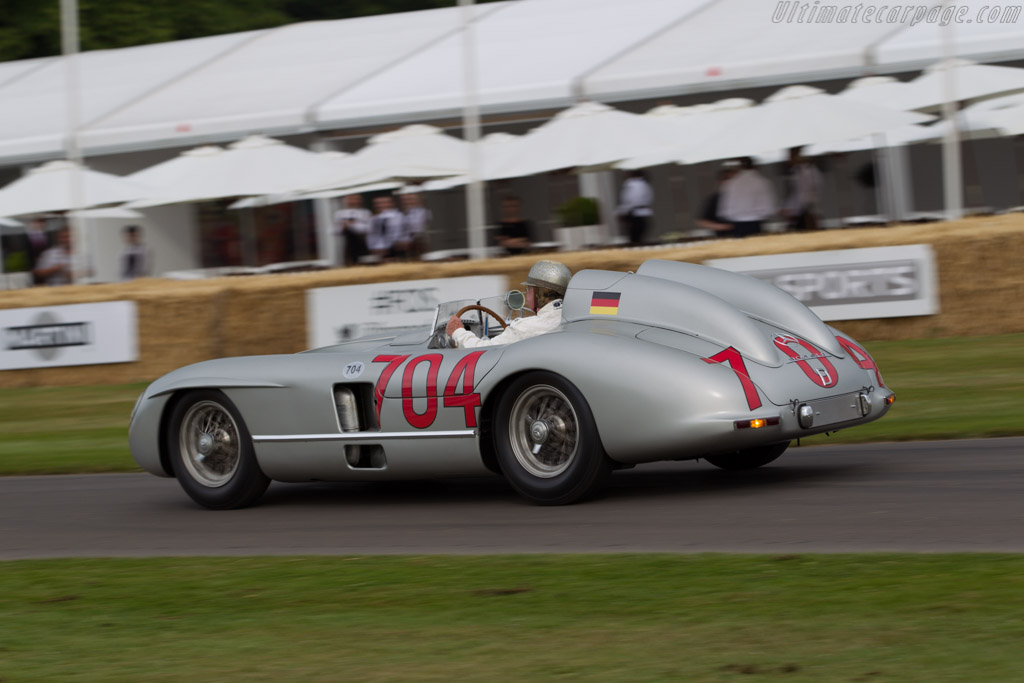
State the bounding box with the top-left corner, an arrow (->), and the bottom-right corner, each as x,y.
253,430 -> 476,443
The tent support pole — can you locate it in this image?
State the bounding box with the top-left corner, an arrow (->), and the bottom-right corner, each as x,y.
940,0 -> 963,220
459,0 -> 487,260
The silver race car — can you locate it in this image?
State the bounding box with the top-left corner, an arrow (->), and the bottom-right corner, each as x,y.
130,259 -> 893,508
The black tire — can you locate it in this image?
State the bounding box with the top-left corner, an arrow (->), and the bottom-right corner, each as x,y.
167,389 -> 270,509
494,371 -> 613,505
704,441 -> 791,471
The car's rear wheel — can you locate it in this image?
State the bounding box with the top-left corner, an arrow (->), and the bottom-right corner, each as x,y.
704,441 -> 791,471
167,390 -> 270,509
494,372 -> 612,505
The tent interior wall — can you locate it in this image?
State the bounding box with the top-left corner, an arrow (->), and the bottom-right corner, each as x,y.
2,0 -> 1024,281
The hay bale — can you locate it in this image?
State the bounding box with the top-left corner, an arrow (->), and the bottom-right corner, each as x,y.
2,214 -> 1022,387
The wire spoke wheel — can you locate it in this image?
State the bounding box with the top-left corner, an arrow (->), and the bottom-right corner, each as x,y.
178,400 -> 241,487
508,384 -> 580,478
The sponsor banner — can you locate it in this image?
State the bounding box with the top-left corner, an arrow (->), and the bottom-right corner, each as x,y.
705,244 -> 939,320
307,276 -> 508,349
1,301 -> 138,370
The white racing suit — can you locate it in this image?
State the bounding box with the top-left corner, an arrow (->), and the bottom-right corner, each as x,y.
452,300 -> 563,348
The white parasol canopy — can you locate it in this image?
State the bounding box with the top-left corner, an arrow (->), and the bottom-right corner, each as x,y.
0,160 -> 155,217
305,124 -> 470,192
842,60 -> 1024,112
485,101 -> 687,180
128,136 -> 340,207
617,99 -> 756,169
406,132 -> 525,191
227,180 -> 402,209
127,145 -> 225,190
678,85 -> 935,165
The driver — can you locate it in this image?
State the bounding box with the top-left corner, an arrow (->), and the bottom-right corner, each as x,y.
446,260 -> 571,348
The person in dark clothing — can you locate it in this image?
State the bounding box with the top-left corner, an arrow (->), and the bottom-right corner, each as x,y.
119,225 -> 150,280
495,196 -> 532,255
25,217 -> 51,285
696,165 -> 738,236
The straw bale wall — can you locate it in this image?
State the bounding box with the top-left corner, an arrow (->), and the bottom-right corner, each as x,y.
2,214 -> 1021,388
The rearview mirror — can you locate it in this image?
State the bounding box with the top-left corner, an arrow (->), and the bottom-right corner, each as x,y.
505,289 -> 526,311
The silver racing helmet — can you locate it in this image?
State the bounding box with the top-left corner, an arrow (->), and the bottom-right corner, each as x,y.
521,260 -> 572,296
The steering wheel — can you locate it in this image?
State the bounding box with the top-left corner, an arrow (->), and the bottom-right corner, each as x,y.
455,304 -> 508,330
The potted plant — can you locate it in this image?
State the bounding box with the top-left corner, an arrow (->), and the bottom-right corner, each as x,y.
554,196 -> 606,251
556,196 -> 600,227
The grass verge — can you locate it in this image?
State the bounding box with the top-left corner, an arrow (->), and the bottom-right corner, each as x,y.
1,334 -> 1022,475
2,554 -> 1023,680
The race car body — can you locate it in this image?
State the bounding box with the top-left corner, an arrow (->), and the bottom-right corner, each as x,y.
129,259 -> 893,507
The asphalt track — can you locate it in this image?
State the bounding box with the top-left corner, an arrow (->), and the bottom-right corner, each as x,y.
2,438 -> 1022,559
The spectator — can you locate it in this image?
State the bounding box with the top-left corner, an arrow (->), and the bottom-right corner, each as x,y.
119,225 -> 150,280
696,164 -> 739,236
368,195 -> 405,262
494,196 -> 533,255
25,217 -> 51,285
34,227 -> 90,286
400,192 -> 431,259
334,194 -> 372,267
720,157 -> 777,237
617,170 -> 654,245
782,147 -> 823,231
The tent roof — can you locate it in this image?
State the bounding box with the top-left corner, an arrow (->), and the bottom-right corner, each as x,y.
0,32 -> 263,162
82,4 -> 506,154
314,0 -> 706,126
0,0 -> 1022,166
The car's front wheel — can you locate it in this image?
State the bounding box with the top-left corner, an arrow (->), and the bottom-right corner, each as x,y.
167,390 -> 270,509
494,372 -> 612,505
704,441 -> 791,471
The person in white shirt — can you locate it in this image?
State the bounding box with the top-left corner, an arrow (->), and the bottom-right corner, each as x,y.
400,192 -> 431,259
782,147 -> 823,231
334,194 -> 372,267
617,170 -> 654,245
119,225 -> 150,280
368,195 -> 406,261
719,157 -> 778,237
446,260 -> 571,348
34,227 -> 91,286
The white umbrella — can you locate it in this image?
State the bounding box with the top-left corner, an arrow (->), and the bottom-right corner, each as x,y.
305,124 -> 470,192
486,101 -> 687,180
129,136 -> 339,207
405,132 -> 524,191
224,152 -> 364,208
836,75 -> 915,107
679,85 -> 934,165
227,180 -> 403,209
618,99 -> 756,170
127,145 -> 224,190
806,124 -> 937,155
68,207 -> 145,219
891,107 -> 1024,145
0,160 -> 154,217
860,60 -> 1024,112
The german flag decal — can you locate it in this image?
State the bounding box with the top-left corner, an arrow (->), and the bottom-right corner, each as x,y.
590,291 -> 621,315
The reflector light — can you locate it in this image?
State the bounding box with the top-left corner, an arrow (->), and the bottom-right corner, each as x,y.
734,416 -> 780,430
885,394 -> 895,405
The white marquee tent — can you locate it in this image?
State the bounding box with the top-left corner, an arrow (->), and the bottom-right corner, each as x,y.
0,0 -> 1022,168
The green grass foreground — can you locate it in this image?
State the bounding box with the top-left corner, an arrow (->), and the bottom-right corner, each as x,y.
1,334 -> 1022,475
2,554 -> 1023,680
